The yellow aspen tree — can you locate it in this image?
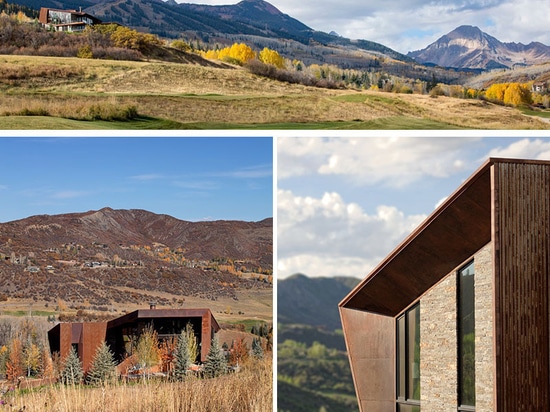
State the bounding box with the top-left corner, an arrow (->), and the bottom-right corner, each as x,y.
228,43 -> 256,64
485,83 -> 508,102
259,47 -> 285,68
503,83 -> 532,106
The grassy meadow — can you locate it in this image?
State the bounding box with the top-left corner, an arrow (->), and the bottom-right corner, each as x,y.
1,55 -> 549,129
2,357 -> 272,412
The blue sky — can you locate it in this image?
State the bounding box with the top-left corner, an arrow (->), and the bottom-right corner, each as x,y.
277,136 -> 550,279
191,0 -> 550,54
0,137 -> 273,223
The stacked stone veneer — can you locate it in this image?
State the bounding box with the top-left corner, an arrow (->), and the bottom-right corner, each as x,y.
420,242 -> 494,411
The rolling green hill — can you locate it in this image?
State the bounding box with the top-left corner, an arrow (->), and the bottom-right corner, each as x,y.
277,274 -> 361,412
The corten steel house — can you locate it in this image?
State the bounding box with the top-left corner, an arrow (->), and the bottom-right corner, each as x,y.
39,8 -> 101,32
48,307 -> 220,373
339,158 -> 550,412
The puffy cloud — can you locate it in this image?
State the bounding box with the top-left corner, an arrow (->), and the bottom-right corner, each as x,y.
185,0 -> 550,54
277,137 -> 550,279
277,189 -> 426,278
278,136 -> 476,187
484,138 -> 550,160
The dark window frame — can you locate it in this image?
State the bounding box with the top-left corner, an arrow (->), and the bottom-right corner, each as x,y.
457,260 -> 475,411
396,303 -> 421,411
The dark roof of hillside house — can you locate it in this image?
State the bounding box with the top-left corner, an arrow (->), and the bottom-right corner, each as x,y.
339,157 -> 550,317
106,308 -> 221,331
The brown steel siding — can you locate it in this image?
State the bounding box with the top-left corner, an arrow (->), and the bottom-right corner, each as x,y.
201,312 -> 211,362
340,307 -> 395,412
59,323 -> 73,361
81,323 -> 108,373
493,161 -> 550,411
38,8 -> 49,24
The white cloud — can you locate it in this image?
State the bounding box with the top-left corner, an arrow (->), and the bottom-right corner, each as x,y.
277,189 -> 426,278
484,138 -> 550,160
277,137 -> 550,279
278,136 -> 477,187
184,0 -> 550,53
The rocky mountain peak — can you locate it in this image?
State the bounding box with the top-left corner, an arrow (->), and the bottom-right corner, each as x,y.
408,25 -> 550,70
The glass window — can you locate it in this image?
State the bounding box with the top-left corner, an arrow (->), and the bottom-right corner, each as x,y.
397,304 -> 420,410
458,261 -> 475,409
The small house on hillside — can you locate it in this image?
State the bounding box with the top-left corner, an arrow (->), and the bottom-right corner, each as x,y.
39,7 -> 101,32
339,158 -> 550,411
48,306 -> 220,373
532,81 -> 548,93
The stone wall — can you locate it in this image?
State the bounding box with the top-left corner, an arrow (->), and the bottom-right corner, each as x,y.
474,243 -> 494,411
419,242 -> 493,410
420,261 -> 458,411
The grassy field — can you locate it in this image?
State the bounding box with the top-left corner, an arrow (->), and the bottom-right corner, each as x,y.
3,357 -> 272,412
1,55 -> 549,129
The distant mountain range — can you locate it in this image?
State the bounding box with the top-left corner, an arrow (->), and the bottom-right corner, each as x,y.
277,273 -> 361,412
0,208 -> 272,306
18,0 -> 550,71
278,273 -> 359,331
409,25 -> 550,69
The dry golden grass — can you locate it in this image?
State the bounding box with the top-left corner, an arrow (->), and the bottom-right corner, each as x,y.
6,358 -> 272,412
1,54 -> 549,128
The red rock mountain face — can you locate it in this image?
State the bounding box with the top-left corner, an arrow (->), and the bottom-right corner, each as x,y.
0,208 -> 272,306
408,25 -> 550,69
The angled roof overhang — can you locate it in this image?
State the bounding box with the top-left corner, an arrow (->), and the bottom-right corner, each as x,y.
107,308 -> 220,331
339,158 -> 494,317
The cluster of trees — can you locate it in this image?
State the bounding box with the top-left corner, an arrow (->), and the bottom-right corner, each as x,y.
0,0 -> 38,19
202,42 -> 285,68
278,338 -> 356,404
0,319 -> 51,381
0,13 -> 158,60
0,318 -> 267,387
484,82 -> 533,106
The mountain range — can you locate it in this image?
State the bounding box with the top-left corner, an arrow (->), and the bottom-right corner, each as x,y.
277,273 -> 361,412
409,25 -> 550,70
16,0 -> 550,72
0,208 -> 272,306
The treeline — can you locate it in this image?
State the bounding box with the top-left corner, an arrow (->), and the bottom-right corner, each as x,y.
0,0 -> 38,19
0,316 -> 269,385
200,41 -> 550,107
277,338 -> 357,405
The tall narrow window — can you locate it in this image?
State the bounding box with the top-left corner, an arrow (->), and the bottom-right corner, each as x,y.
397,303 -> 421,412
458,261 -> 475,410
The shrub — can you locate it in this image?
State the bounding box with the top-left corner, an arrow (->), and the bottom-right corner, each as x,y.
171,39 -> 190,52
77,44 -> 93,59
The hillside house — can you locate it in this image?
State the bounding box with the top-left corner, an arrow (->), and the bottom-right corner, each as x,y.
339,158 -> 550,411
48,307 -> 220,373
532,81 -> 548,93
39,7 -> 101,32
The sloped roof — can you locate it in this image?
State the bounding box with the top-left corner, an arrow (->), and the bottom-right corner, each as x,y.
339,158 -> 495,317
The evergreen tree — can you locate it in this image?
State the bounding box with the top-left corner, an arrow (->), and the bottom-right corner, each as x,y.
202,335 -> 226,378
252,337 -> 264,360
173,329 -> 190,381
60,346 -> 83,385
86,341 -> 116,385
